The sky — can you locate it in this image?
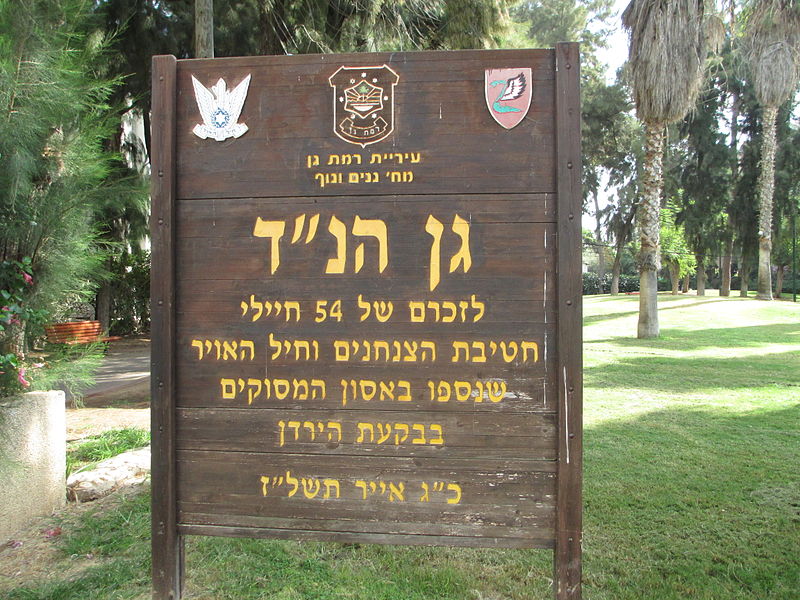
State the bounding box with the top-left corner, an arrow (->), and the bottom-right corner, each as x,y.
583,0 -> 630,232
596,0 -> 629,84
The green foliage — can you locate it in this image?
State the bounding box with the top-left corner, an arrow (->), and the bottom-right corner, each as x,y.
66,428 -> 150,477
660,203 -> 696,280
30,342 -> 105,405
0,0 -> 134,348
0,258 -> 48,395
583,272 -> 641,294
108,248 -> 150,336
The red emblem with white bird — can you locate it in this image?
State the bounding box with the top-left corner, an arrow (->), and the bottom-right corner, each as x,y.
485,68 -> 532,129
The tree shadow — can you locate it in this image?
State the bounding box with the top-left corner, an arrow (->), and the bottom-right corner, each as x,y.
588,322 -> 800,353
584,297 -> 733,326
583,404 -> 800,599
585,348 -> 799,392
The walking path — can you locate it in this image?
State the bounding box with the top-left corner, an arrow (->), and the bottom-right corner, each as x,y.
66,338 -> 151,440
83,338 -> 150,398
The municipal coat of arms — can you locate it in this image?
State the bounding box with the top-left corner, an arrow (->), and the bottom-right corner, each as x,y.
485,68 -> 532,129
191,74 -> 251,141
328,65 -> 399,147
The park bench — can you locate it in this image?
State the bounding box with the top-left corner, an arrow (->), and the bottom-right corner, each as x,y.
44,320 -> 121,346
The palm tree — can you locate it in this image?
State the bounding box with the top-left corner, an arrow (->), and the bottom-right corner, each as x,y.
622,0 -> 718,337
742,0 -> 800,300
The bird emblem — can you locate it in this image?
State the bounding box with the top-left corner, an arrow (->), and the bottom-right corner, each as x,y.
484,68 -> 532,129
489,72 -> 527,114
191,74 -> 251,141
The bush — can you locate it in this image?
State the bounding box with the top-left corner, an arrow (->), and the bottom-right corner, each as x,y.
617,274 -> 640,293
583,272 -> 602,295
583,273 -> 643,295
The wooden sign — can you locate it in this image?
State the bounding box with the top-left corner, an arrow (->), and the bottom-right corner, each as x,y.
151,45 -> 582,600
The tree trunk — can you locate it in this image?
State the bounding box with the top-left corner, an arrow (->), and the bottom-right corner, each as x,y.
723,81 -> 740,298
720,237 -> 733,296
696,255 -> 706,296
610,247 -> 622,295
775,266 -> 785,298
593,190 -> 605,281
194,0 -> 214,58
611,202 -> 637,296
740,259 -> 750,297
96,282 -> 112,333
637,122 -> 664,338
683,272 -> 690,293
756,105 -> 778,300
668,263 -> 680,295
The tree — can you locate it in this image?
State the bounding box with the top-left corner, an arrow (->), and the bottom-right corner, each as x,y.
670,81 -> 732,296
196,0 -> 214,58
742,0 -> 800,299
0,0 -> 137,348
622,0 -> 719,337
661,204 -> 696,294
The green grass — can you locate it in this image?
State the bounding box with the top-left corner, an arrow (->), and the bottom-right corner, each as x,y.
6,294 -> 799,599
66,428 -> 150,477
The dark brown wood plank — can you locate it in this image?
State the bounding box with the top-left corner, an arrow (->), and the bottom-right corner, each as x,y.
174,371 -> 556,413
178,524 -> 554,549
150,54 -> 184,600
175,49 -> 557,199
175,407 -> 557,459
175,450 -> 556,545
554,42 -> 583,600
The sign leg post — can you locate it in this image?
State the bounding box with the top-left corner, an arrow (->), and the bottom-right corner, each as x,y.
553,41 -> 583,600
152,533 -> 184,599
151,53 -> 182,599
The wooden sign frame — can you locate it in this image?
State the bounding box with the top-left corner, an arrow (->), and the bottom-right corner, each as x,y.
151,44 -> 582,599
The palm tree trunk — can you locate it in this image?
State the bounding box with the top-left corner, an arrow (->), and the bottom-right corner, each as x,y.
756,105 -> 778,300
637,122 -> 664,338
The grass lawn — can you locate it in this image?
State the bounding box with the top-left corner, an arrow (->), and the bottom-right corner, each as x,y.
3,294 -> 798,599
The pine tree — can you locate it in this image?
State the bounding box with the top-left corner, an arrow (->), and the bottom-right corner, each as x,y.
0,0 -> 138,348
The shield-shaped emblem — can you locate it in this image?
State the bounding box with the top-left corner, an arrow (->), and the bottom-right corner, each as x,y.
329,65 -> 399,147
485,68 -> 532,129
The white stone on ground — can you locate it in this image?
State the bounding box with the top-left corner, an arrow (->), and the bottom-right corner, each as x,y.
67,446 -> 150,502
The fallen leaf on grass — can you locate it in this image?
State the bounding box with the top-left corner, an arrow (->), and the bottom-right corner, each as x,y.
42,526 -> 62,539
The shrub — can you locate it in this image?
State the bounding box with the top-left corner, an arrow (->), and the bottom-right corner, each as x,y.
583,272 -> 602,295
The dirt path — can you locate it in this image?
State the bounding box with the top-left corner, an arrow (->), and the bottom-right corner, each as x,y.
67,380 -> 150,441
66,336 -> 151,440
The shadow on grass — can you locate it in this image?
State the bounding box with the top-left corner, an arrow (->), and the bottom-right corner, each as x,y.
584,297 -> 733,326
583,403 -> 800,599
586,348 -> 799,392
588,322 -> 800,353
